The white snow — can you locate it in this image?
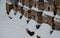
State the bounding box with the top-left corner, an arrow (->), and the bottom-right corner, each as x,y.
9,9 -> 21,19
15,11 -> 22,19
23,5 -> 31,11
0,0 -> 6,15
44,0 -> 48,2
26,19 -> 38,32
55,14 -> 60,19
6,0 -> 12,5
42,10 -> 54,17
9,9 -> 15,18
50,30 -> 60,38
0,0 -> 28,38
6,2 -> 12,5
36,23 -> 52,38
18,2 -> 23,7
54,14 -> 60,22
32,6 -> 43,12
0,0 -> 60,38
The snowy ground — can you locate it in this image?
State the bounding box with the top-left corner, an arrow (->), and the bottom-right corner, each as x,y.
0,0 -> 60,38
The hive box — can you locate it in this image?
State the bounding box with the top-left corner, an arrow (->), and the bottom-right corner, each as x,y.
42,10 -> 54,26
18,1 -> 24,15
54,14 -> 60,30
24,0 -> 32,8
38,1 -> 45,10
44,0 -> 54,11
6,1 -> 13,13
57,7 -> 60,15
31,6 -> 43,23
23,5 -> 31,19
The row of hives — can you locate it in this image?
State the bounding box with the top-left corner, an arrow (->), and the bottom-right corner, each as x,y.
6,0 -> 60,30
18,0 -> 60,30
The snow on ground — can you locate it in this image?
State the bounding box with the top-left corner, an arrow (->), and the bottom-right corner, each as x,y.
0,0 -> 28,38
36,23 -> 52,38
0,0 -> 60,38
9,9 -> 21,19
26,19 -> 38,32
0,0 -> 6,15
50,30 -> 60,38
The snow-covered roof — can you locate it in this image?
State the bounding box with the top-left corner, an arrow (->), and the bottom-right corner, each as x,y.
42,10 -> 54,17
54,14 -> 60,23
6,0 -> 12,4
55,14 -> 60,19
18,2 -> 23,7
44,0 -> 48,2
23,5 -> 31,11
6,2 -> 12,4
31,6 -> 43,12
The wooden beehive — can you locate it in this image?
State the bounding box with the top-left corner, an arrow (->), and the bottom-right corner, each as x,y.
42,14 -> 49,23
31,0 -> 43,23
37,12 -> 43,23
45,3 -> 54,11
38,1 -> 45,10
18,0 -> 24,15
57,6 -> 60,15
28,10 -> 32,19
23,5 -> 31,18
31,8 -> 43,23
6,3 -> 13,13
31,9 -> 38,21
42,11 -> 54,26
31,0 -> 39,21
25,0 -> 32,8
54,15 -> 60,30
